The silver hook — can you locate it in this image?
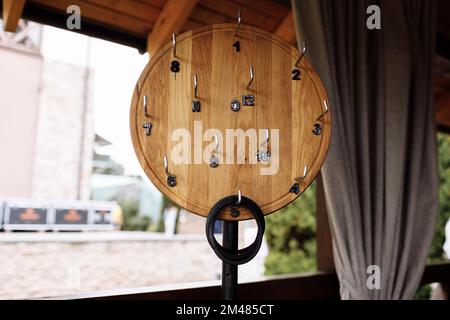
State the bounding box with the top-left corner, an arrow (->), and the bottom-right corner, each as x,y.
316,100 -> 329,121
256,129 -> 271,162
294,41 -> 306,68
295,165 -> 308,182
164,155 -> 169,175
246,66 -> 254,90
172,33 -> 176,58
213,133 -> 219,154
235,10 -> 241,37
236,190 -> 242,205
163,155 -> 177,187
193,74 -> 198,99
209,134 -> 220,168
260,129 -> 269,148
143,94 -> 149,117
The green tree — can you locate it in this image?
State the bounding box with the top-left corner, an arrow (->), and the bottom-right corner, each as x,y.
153,195 -> 181,234
428,133 -> 450,262
412,133 -> 449,299
264,182 -> 317,275
119,199 -> 151,231
263,134 -> 450,297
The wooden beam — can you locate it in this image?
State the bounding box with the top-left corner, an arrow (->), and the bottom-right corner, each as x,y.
274,11 -> 296,45
41,262 -> 450,299
434,74 -> 450,132
43,272 -> 341,300
2,0 -> 26,32
31,0 -> 152,37
146,0 -> 198,55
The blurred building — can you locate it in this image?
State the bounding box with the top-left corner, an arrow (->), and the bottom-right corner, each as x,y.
0,20 -> 94,201
91,134 -> 162,221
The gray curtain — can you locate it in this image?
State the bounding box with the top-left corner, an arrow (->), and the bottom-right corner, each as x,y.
292,0 -> 438,299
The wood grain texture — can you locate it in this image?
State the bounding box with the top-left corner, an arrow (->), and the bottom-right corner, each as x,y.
130,24 -> 331,221
30,0 -> 153,36
2,0 -> 26,32
146,0 -> 198,55
274,11 -> 296,45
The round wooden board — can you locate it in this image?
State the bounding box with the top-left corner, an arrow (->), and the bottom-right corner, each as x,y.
130,24 -> 331,221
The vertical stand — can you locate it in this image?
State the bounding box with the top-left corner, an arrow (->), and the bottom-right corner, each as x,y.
206,196 -> 264,301
221,220 -> 238,300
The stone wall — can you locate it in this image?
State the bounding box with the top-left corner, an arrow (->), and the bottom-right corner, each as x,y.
0,46 -> 43,198
0,232 -> 221,299
31,59 -> 94,201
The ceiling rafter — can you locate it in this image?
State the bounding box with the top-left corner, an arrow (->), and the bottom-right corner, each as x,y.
274,11 -> 296,44
2,0 -> 26,32
146,0 -> 198,55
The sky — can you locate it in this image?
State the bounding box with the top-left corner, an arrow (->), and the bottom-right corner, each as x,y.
40,26 -> 149,177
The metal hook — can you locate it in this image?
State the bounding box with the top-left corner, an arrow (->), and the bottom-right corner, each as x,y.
211,133 -> 219,157
294,41 -> 306,68
235,10 -> 241,37
143,94 -> 149,117
172,33 -> 176,58
193,74 -> 198,99
316,100 -> 329,121
212,134 -> 219,155
246,66 -> 254,90
164,155 -> 169,175
230,189 -> 242,217
209,134 -> 220,168
290,166 -> 307,194
256,129 -> 271,162
295,166 -> 308,182
260,129 -> 269,148
164,155 -> 177,187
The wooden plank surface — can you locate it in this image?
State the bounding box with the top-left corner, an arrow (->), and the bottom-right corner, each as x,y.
40,262 -> 450,300
435,74 -> 450,131
83,0 -> 161,23
44,271 -> 341,300
274,11 -> 296,45
198,0 -> 282,31
130,24 -> 331,220
146,0 -> 198,54
2,0 -> 26,32
29,0 -> 153,36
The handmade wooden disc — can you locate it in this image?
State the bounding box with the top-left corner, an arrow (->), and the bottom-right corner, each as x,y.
130,24 -> 331,221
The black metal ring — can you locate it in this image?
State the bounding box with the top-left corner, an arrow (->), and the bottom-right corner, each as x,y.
205,195 -> 265,265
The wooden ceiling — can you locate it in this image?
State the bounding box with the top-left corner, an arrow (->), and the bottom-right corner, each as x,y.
2,0 -> 293,54
1,0 -> 449,131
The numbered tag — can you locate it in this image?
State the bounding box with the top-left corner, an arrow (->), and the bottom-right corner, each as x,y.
233,41 -> 240,52
256,150 -> 271,162
143,123 -> 152,136
170,60 -> 180,73
312,123 -> 322,135
292,69 -> 301,80
242,95 -> 255,106
167,175 -> 177,187
289,182 -> 300,194
230,99 -> 241,112
192,100 -> 201,112
230,205 -> 240,218
209,155 -> 219,168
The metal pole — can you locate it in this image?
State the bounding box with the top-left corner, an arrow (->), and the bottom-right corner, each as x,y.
221,220 -> 238,300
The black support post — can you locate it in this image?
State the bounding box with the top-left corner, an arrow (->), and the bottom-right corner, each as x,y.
221,221 -> 238,300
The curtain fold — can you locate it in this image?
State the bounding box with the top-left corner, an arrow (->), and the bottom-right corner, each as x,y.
292,0 -> 438,299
